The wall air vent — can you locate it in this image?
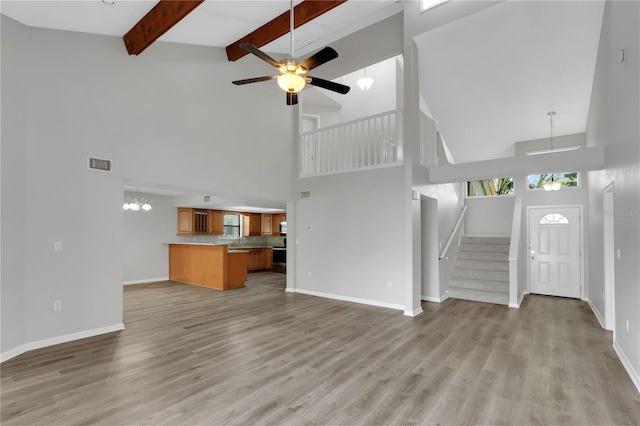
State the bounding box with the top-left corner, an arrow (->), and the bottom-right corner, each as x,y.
300,191 -> 311,198
204,195 -> 211,202
88,157 -> 112,172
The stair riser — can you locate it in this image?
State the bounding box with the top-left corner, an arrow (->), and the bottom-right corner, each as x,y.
458,252 -> 508,262
450,279 -> 509,293
462,237 -> 510,245
448,288 -> 509,305
460,244 -> 510,254
453,268 -> 509,282
455,260 -> 509,272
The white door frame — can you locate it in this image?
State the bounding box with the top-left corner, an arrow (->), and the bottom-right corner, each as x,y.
603,182 -> 615,334
526,204 -> 585,299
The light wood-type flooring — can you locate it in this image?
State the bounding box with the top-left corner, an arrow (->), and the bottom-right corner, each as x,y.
2,272 -> 639,425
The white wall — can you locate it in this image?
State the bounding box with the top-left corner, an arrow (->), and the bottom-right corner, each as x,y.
584,0 -> 640,389
464,196 -> 515,236
294,166 -> 406,309
1,15 -> 28,355
416,182 -> 463,299
334,56 -> 399,123
1,15 -> 295,359
122,192 -> 176,283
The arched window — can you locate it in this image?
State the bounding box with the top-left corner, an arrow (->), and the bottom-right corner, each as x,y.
539,213 -> 569,224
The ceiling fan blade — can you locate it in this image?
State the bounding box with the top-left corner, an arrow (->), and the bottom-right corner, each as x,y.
240,43 -> 281,69
299,47 -> 338,72
307,77 -> 350,94
232,76 -> 276,85
286,92 -> 298,106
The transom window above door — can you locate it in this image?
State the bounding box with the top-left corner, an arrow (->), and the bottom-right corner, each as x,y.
539,213 -> 569,224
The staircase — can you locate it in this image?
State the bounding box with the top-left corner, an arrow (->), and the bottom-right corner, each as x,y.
449,236 -> 510,305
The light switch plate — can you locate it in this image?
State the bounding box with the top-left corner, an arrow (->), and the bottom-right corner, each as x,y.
54,241 -> 63,251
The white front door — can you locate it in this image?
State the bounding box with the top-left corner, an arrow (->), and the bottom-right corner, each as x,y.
528,206 -> 582,298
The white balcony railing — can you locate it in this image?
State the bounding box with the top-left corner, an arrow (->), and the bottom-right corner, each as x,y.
299,110 -> 403,177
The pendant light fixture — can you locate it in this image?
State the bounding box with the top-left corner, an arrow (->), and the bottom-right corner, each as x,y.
543,111 -> 561,191
123,187 -> 152,211
356,68 -> 374,91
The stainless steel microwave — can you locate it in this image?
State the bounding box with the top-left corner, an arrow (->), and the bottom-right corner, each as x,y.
279,222 -> 287,235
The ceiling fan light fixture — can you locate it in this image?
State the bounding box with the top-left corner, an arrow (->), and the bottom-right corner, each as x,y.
278,73 -> 306,93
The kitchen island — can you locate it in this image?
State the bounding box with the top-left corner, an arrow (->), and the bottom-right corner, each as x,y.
165,243 -> 248,290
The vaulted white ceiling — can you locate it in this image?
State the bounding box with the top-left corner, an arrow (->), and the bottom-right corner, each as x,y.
0,0 -> 402,58
1,0 -> 607,203
415,0 -> 605,163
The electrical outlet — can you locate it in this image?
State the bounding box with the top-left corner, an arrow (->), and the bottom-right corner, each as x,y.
308,272 -> 312,278
617,249 -> 621,260
53,301 -> 62,311
54,241 -> 62,251
387,280 -> 392,288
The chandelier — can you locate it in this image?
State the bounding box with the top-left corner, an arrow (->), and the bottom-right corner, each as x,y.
123,187 -> 151,211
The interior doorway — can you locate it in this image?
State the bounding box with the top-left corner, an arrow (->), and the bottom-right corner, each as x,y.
603,182 -> 615,332
527,205 -> 583,299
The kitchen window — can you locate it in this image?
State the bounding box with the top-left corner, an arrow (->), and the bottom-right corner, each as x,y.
223,214 -> 241,238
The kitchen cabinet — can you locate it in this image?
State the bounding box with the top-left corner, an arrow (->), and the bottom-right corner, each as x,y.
246,248 -> 273,272
272,214 -> 287,236
242,214 -> 250,237
262,247 -> 273,270
177,208 -> 193,235
177,208 -> 209,235
249,213 -> 262,236
261,214 -> 272,236
208,211 -> 224,235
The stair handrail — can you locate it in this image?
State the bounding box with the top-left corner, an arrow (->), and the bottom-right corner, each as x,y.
508,198 -> 523,307
439,205 -> 468,260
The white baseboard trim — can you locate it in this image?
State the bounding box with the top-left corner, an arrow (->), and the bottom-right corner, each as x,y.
613,339 -> 640,395
586,298 -> 606,329
421,294 -> 449,303
1,323 -> 125,363
289,288 -> 404,312
285,287 -> 296,293
404,307 -> 424,317
123,277 -> 169,285
509,290 -> 528,308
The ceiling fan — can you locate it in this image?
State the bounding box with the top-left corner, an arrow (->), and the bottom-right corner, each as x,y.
231,1 -> 350,105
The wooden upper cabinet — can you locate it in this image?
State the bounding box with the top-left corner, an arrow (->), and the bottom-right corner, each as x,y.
242,214 -> 250,237
177,208 -> 194,235
177,208 -> 209,235
193,209 -> 209,233
249,213 -> 262,236
271,213 -> 286,236
209,210 -> 224,235
261,214 -> 272,236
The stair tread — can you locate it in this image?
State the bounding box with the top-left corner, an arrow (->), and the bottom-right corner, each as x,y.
455,260 -> 509,271
448,287 -> 509,305
462,237 -> 511,245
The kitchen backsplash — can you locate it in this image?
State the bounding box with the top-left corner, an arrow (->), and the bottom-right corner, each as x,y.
175,235 -> 286,247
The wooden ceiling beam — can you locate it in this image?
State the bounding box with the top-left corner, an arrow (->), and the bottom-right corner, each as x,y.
123,0 -> 204,56
225,0 -> 347,62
